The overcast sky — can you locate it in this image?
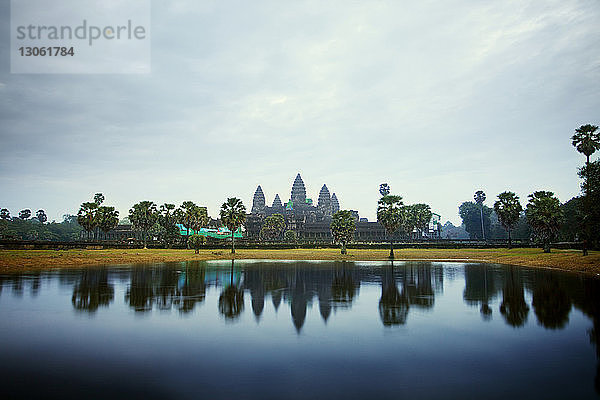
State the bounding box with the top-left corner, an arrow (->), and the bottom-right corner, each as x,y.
1,0 -> 599,225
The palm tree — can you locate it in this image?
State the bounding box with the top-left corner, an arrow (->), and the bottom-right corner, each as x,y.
525,191 -> 562,253
220,198 -> 246,254
36,209 -> 47,224
474,190 -> 487,241
330,210 -> 356,254
572,124 -> 599,256
77,202 -> 98,240
93,193 -> 105,206
494,191 -> 522,249
572,124 -> 600,166
129,201 -> 158,249
377,195 -> 404,259
96,206 -> 119,240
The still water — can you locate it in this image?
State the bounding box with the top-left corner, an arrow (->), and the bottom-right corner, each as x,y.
1,260 -> 599,399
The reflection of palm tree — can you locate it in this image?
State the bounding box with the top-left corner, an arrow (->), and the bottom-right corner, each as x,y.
72,269 -> 114,313
175,262 -> 206,313
499,266 -> 529,327
125,268 -> 154,312
218,260 -> 244,320
379,264 -> 409,326
463,264 -> 496,320
532,274 -> 571,329
331,264 -> 359,307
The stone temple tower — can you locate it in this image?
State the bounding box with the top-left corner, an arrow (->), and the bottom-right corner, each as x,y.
251,185 -> 266,214
272,194 -> 283,209
317,184 -> 332,217
331,193 -> 340,214
290,173 -> 306,204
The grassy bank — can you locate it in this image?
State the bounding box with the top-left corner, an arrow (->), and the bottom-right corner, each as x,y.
1,248 -> 599,274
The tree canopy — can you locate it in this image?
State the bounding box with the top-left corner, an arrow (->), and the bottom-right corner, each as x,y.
494,191 -> 522,248
571,124 -> 600,164
525,191 -> 562,253
459,201 -> 492,240
331,210 -> 356,254
219,197 -> 246,254
129,201 -> 158,249
377,194 -> 404,259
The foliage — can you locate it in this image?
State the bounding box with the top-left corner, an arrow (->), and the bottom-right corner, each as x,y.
494,191 -> 523,247
459,201 -> 492,240
19,209 -> 32,220
377,195 -> 404,236
36,209 -> 47,224
377,194 -> 404,259
405,203 -> 432,238
158,203 -> 180,247
0,208 -> 10,220
188,234 -> 206,254
260,213 -> 286,241
571,124 -> 600,164
93,193 -> 105,206
0,214 -> 82,241
577,160 -> 600,248
77,202 -> 98,239
284,230 -> 297,243
330,210 -> 356,254
129,201 -> 158,248
96,206 -> 119,235
525,191 -> 562,253
220,197 -> 246,254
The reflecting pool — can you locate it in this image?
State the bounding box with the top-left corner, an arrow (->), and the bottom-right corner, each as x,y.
1,260 -> 599,399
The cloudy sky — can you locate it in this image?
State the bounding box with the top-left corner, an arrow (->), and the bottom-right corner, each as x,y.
1,0 -> 599,224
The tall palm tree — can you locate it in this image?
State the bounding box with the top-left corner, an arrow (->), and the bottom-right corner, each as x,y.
96,206 -> 119,240
572,124 -> 600,166
474,190 -> 487,241
572,124 -> 599,256
220,198 -> 246,254
77,202 -> 98,240
377,195 -> 404,259
494,191 -> 522,249
525,191 -> 562,253
129,201 -> 158,249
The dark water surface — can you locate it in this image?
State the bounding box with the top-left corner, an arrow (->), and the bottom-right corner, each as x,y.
1,260 -> 599,399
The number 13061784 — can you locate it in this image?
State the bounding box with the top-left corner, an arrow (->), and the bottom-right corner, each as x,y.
18,47 -> 74,56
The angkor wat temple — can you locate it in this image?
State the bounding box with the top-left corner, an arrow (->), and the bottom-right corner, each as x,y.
246,173 -> 384,241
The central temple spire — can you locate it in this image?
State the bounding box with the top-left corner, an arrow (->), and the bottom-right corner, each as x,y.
290,173 -> 306,204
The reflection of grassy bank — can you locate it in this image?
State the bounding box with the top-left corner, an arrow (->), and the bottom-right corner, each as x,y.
1,248 -> 599,274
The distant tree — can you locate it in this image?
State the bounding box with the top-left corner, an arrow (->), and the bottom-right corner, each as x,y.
180,201 -> 200,240
377,195 -> 404,259
525,191 -> 562,253
408,203 -> 432,239
219,198 -> 246,254
330,210 -> 356,254
572,124 -> 600,166
459,202 -> 492,240
93,193 -> 105,206
260,213 -> 286,241
493,192 -> 523,248
158,203 -> 180,247
35,209 -> 48,224
77,202 -> 98,240
129,201 -> 158,249
578,160 -> 600,252
474,190 -> 487,240
188,234 -> 206,254
189,206 -> 209,236
96,206 -> 119,239
19,209 -> 31,220
0,209 -> 10,220
284,230 -> 297,243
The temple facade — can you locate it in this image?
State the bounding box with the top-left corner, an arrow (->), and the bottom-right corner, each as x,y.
246,173 -> 441,242
246,173 -> 343,239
